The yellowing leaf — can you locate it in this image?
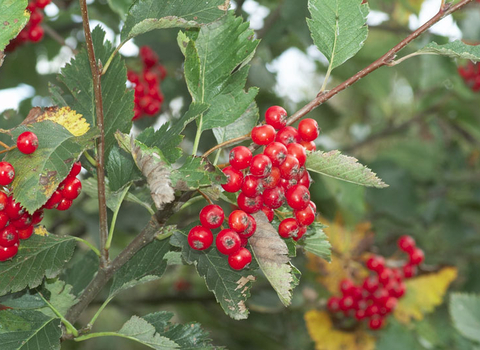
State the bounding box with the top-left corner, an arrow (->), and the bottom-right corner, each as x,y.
394,267 -> 457,323
304,310 -> 375,350
23,106 -> 90,136
34,226 -> 49,237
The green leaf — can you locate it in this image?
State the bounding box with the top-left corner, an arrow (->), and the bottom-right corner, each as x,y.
0,233 -> 76,297
109,237 -> 171,297
107,0 -> 133,19
58,27 -> 134,158
0,309 -> 61,350
249,212 -> 300,307
301,224 -> 331,262
213,102 -> 259,145
37,280 -> 77,319
307,0 -> 368,70
143,312 -> 218,349
305,150 -> 388,188
418,41 -> 480,62
170,224 -> 256,320
120,0 -> 230,43
183,14 -> 259,133
61,250 -> 99,296
0,0 -> 30,51
106,147 -> 142,191
450,293 -> 480,343
5,122 -> 97,213
170,156 -> 226,191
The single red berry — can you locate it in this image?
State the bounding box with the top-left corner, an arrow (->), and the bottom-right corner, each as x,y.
286,143 -> 307,166
378,268 -> 393,286
260,206 -> 274,222
250,154 -> 272,178
0,212 -> 8,230
294,202 -> 315,226
300,140 -> 316,151
262,166 -> 281,190
69,162 -> 82,177
241,175 -> 264,197
18,225 -> 34,240
279,154 -> 300,179
11,213 -> 32,229
199,204 -> 224,229
28,25 -> 44,42
139,46 -> 159,68
0,192 -> 7,211
229,146 -> 252,170
144,100 -> 161,115
278,218 -> 300,239
398,235 -> 416,254
366,255 -> 385,273
275,126 -> 301,146
265,106 -> 287,129
0,226 -> 18,247
279,177 -> 298,191
0,162 -> 15,186
369,315 -> 385,330
263,142 -> 288,167
409,248 -> 424,265
363,275 -> 380,293
35,0 -> 51,9
298,118 -> 319,142
384,297 -> 398,313
57,198 -> 73,211
389,281 -> 406,298
251,125 -> 276,145
216,229 -> 241,255
240,214 -> 257,238
127,71 -> 140,84
228,210 -> 249,233
286,185 -> 310,210
228,247 -> 252,270
365,304 -> 380,317
327,296 -> 341,313
221,166 -> 244,193
355,309 -> 367,321
143,70 -> 159,86
339,279 -> 355,295
61,177 -> 82,200
0,244 -> 18,261
29,10 -> 44,25
17,131 -> 39,154
372,288 -> 389,305
44,190 -> 62,209
5,197 -> 24,220
262,186 -> 285,209
402,264 -> 416,278
293,225 -> 307,241
339,296 -> 355,312
188,225 -> 213,250
237,193 -> 263,214
298,171 -> 311,188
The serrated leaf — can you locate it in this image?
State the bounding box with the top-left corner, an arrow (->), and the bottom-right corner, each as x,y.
183,14 -> 259,133
118,316 -> 179,349
301,224 -> 331,262
120,0 -> 230,43
5,121 -> 97,213
31,106 -> 90,137
0,310 -> 61,350
37,280 -> 77,318
213,102 -> 259,145
0,233 -> 76,296
58,27 -> 134,157
394,267 -> 458,323
0,0 -> 30,51
143,312 -> 218,349
307,0 -> 368,70
304,310 -> 375,350
305,150 -> 387,188
107,147 -> 142,191
170,156 -> 226,191
170,224 -> 256,320
109,237 -> 171,297
249,212 -> 300,307
418,41 -> 480,61
450,293 -> 480,343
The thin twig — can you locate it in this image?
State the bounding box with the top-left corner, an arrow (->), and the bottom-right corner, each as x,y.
79,0 -> 109,266
42,23 -> 79,55
202,133 -> 251,158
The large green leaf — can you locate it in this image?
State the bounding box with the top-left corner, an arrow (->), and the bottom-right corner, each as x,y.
213,102 -> 259,145
418,41 -> 480,62
183,14 -> 259,133
5,121 -> 97,213
117,315 -> 179,349
0,310 -> 61,350
120,0 -> 230,43
307,0 -> 368,70
61,250 -> 99,296
0,233 -> 76,296
0,0 -> 29,51
170,224 -> 256,320
249,212 -> 300,307
305,150 -> 388,188
106,146 -> 142,192
58,27 -> 134,157
450,293 -> 480,343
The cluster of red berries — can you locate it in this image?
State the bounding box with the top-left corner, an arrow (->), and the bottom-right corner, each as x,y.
5,0 -> 50,52
188,204 -> 254,270
0,131 -> 82,261
326,235 -> 424,331
127,46 -> 166,120
222,106 -> 319,241
458,62 -> 480,91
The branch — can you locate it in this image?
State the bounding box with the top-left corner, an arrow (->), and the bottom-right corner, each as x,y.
79,0 -> 109,266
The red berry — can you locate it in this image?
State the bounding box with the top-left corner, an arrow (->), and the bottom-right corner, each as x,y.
263,142 -> 288,167
265,106 -> 287,129
298,118 -> 319,142
228,247 -> 252,270
57,198 -> 73,211
286,185 -> 310,210
409,248 -> 424,265
366,255 -> 385,273
262,166 -> 281,190
363,275 -> 380,293
0,162 -> 15,186
144,100 -> 161,115
403,264 -> 416,278
293,225 -> 307,241
18,225 -> 34,240
275,126 -> 300,146
11,213 -> 32,229
384,297 -> 398,313
237,193 -> 263,214
0,213 -> 8,230
61,177 -> 82,200
250,154 -> 272,178
339,279 -> 355,295
35,0 -> 51,9
378,268 -> 393,286
143,70 -> 159,86
369,315 -> 385,330
229,146 -> 252,170
294,202 -> 315,226
239,235 -> 248,247
298,171 -> 311,188
127,71 -> 140,84
241,175 -> 264,197
69,162 -> 82,177
28,25 -> 44,42
5,197 -> 24,220
286,143 -> 307,166
398,235 -> 416,254
0,244 -> 18,261
0,226 -> 18,247
17,131 -> 39,154
188,225 -> 213,250
365,304 -> 380,317
241,214 -> 257,238
0,192 -> 7,211
339,296 -> 355,311
251,125 -> 276,145
221,166 -> 244,193
44,190 -> 62,209
29,10 -> 43,25
372,288 -> 389,305
216,229 -> 241,255
260,206 -> 274,222
228,210 -> 249,233
139,46 -> 159,68
279,177 -> 298,191
389,281 -> 406,298
199,204 -> 224,229
300,140 -> 316,151
355,309 -> 367,321
262,186 -> 285,209
279,154 -> 300,179
327,296 -> 340,312
278,218 -> 300,239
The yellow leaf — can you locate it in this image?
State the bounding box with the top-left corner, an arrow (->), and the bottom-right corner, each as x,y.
304,310 -> 375,350
34,226 -> 49,237
24,106 -> 90,136
394,267 -> 458,323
